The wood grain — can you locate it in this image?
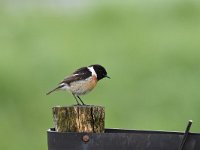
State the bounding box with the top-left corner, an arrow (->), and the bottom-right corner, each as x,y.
52,105 -> 105,133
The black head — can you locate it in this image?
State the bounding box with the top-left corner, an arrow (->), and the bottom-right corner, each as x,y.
90,64 -> 110,81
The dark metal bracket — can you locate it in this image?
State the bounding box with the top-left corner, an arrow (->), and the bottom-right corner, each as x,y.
178,120 -> 193,150
47,120 -> 200,150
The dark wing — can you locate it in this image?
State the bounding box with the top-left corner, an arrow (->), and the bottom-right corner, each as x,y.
59,67 -> 91,85
72,67 -> 88,74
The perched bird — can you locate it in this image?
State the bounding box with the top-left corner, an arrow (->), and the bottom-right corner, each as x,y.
46,64 -> 110,105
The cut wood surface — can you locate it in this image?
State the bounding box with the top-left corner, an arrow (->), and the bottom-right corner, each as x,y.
52,105 -> 105,133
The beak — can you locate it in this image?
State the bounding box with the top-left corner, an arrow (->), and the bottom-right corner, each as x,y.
105,75 -> 111,79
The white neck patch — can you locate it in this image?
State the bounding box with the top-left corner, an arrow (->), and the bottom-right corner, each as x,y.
88,66 -> 97,77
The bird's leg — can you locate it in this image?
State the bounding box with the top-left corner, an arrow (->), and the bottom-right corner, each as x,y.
77,96 -> 85,105
72,93 -> 81,105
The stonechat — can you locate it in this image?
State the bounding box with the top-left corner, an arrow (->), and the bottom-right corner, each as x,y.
46,64 -> 110,105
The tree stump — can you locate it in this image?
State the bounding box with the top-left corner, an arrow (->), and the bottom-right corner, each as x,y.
52,105 -> 105,133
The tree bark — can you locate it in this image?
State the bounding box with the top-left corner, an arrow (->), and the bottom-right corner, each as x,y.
52,105 -> 105,133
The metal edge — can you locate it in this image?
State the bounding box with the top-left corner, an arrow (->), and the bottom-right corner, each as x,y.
47,128 -> 200,135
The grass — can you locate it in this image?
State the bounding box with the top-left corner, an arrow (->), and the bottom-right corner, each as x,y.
0,1 -> 200,150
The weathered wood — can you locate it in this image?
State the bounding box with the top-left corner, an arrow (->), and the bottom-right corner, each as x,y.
52,105 -> 105,133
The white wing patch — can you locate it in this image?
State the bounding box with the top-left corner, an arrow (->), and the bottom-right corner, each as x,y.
60,83 -> 69,90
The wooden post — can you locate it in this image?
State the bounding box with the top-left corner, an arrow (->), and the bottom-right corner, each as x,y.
52,105 -> 105,133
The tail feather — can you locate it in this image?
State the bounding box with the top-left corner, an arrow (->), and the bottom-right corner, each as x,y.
46,86 -> 60,95
46,83 -> 67,95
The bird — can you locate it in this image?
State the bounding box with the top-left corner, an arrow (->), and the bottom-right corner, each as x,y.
46,64 -> 110,105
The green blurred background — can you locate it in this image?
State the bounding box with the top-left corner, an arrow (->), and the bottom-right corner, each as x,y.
0,0 -> 200,149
